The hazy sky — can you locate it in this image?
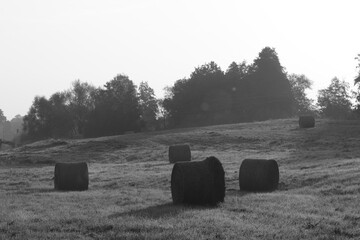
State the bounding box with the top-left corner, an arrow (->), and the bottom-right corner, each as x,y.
1,0 -> 359,119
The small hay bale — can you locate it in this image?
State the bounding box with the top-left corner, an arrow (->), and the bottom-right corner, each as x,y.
171,156 -> 225,205
168,144 -> 191,163
239,159 -> 279,191
299,115 -> 315,128
54,162 -> 89,191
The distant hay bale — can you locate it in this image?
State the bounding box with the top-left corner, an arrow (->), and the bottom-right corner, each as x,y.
239,159 -> 279,191
299,115 -> 315,128
171,156 -> 225,205
54,162 -> 89,191
168,144 -> 191,163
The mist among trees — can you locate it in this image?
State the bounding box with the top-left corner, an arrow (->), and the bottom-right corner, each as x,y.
0,111 -> 23,146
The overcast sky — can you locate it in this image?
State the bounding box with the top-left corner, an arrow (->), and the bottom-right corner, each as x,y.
1,0 -> 359,119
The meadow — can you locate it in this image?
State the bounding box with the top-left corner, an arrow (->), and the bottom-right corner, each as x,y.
1,118 -> 360,239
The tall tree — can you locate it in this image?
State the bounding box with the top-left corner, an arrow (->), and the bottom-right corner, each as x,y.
67,80 -> 96,136
353,54 -> 360,112
84,74 -> 141,137
0,109 -> 6,124
163,62 -> 227,126
317,77 -> 352,118
247,47 -> 293,120
10,115 -> 23,137
225,61 -> 252,121
138,81 -> 158,131
0,109 -> 6,140
48,92 -> 73,137
23,96 -> 52,139
288,74 -> 314,114
22,93 -> 73,140
355,54 -> 360,84
225,61 -> 249,80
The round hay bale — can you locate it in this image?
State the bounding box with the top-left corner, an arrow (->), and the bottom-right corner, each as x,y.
168,144 -> 191,163
239,159 -> 279,192
54,162 -> 89,191
171,156 -> 225,205
299,115 -> 315,128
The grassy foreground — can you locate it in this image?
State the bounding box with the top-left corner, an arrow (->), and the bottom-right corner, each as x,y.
1,118 -> 360,239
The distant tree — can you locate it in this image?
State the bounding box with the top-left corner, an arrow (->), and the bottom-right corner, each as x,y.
225,61 -> 249,80
353,54 -> 360,113
84,74 -> 141,137
355,54 -> 360,84
157,98 -> 169,129
164,48 -> 294,126
288,74 -> 314,114
225,61 -> 250,94
225,61 -> 252,121
0,109 -> 6,140
22,92 -> 73,140
317,77 -> 352,118
0,109 -> 6,124
10,115 -> 23,144
163,78 -> 190,126
138,81 -> 158,131
23,96 -> 52,139
163,62 -> 226,126
190,61 -> 224,80
48,92 -> 73,137
190,62 -> 229,124
67,80 -> 96,136
246,47 -> 293,120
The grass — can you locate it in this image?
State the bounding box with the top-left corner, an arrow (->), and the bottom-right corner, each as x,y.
1,118 -> 360,239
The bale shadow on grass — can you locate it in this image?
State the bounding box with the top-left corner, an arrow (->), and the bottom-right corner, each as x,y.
108,202 -> 215,220
15,187 -> 55,194
226,189 -> 281,198
225,188 -> 252,197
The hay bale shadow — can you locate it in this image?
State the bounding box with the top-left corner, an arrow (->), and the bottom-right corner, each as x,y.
225,188 -> 252,197
15,188 -> 56,195
108,203 -> 213,220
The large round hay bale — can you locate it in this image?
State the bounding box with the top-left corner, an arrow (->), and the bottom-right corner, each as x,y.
299,115 -> 315,128
168,144 -> 191,163
239,159 -> 279,191
171,156 -> 225,205
54,162 -> 89,191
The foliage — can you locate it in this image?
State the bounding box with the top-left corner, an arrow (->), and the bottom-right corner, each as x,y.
48,92 -> 73,137
163,47 -> 293,127
20,46 -> 299,139
317,77 -> 352,118
353,54 -> 360,113
163,62 -> 227,126
247,47 -> 293,120
157,98 -> 170,129
23,96 -> 52,139
0,109 -> 6,124
355,54 -> 360,84
84,74 -> 141,137
22,93 -> 73,140
67,80 -> 96,136
138,81 -> 159,131
288,74 -> 314,114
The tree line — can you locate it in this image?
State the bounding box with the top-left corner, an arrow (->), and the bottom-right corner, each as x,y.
163,47 -> 294,127
20,76 -> 159,141
1,46 -> 360,143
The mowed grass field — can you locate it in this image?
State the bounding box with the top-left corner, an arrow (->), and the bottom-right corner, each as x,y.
1,118 -> 360,239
